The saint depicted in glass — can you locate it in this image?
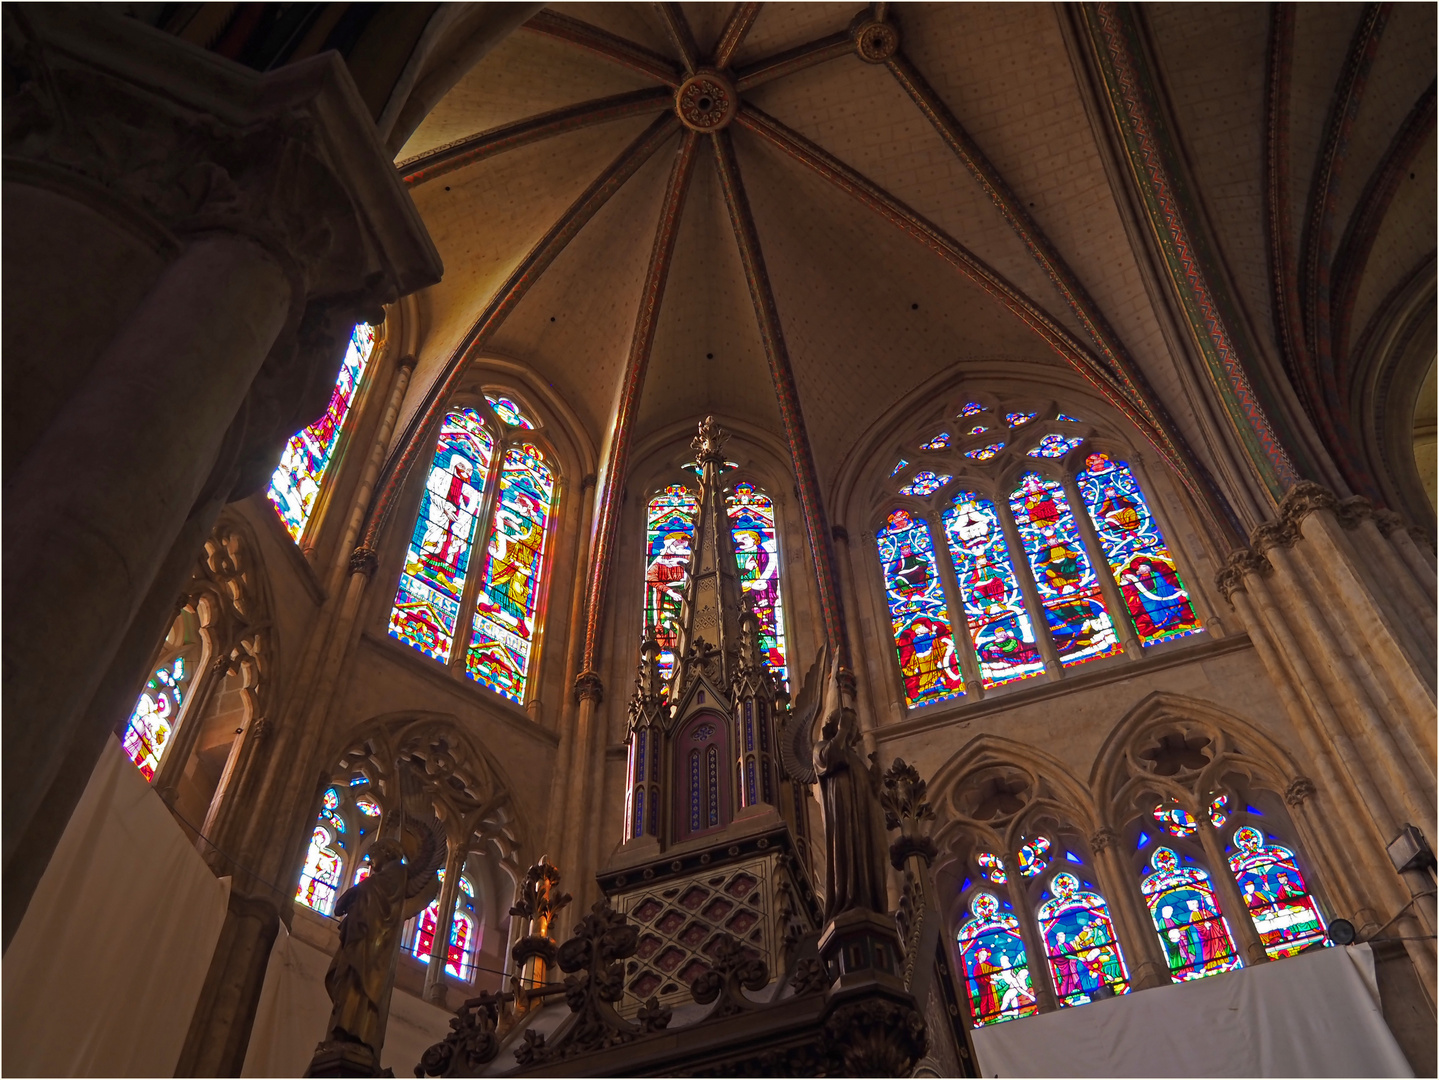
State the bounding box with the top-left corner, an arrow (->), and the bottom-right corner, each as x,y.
944,494 -> 1043,687
1140,847 -> 1243,981
121,655 -> 192,782
467,443 -> 555,701
389,409 -> 494,661
877,509 -> 965,708
1010,472 -> 1120,667
268,323 -> 376,541
413,871 -> 479,979
1036,873 -> 1131,1006
1228,827 -> 1326,958
1076,453 -> 1202,647
644,485 -> 698,684
727,482 -> 788,685
297,823 -> 344,915
956,892 -> 1039,1026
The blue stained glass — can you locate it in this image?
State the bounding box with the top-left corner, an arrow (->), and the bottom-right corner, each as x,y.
1077,453 -> 1202,647
467,443 -> 555,702
1141,847 -> 1243,982
1228,827 -> 1327,958
1065,850 -> 1084,864
956,892 -> 1038,1026
1010,473 -> 1121,667
1137,831 -> 1150,849
727,483 -> 788,686
965,443 -> 1004,461
1006,411 -> 1037,427
877,509 -> 965,708
944,494 -> 1044,687
689,749 -> 702,833
485,394 -> 535,428
891,459 -> 909,477
1028,433 -> 1084,458
644,485 -> 698,684
388,409 -> 494,661
1056,414 -> 1083,422
899,471 -> 951,497
960,402 -> 986,417
921,432 -> 952,450
1017,836 -> 1051,877
268,324 -> 376,542
1038,873 -> 1131,1006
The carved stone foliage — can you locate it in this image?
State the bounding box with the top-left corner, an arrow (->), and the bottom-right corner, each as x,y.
416,992 -> 503,1077
821,997 -> 927,1077
511,900 -> 671,1067
881,758 -> 938,870
689,934 -> 768,1019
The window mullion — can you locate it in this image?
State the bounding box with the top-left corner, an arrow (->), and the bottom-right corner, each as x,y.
1061,471 -> 1141,659
448,431 -> 506,674
1009,872 -> 1060,1013
927,508 -> 984,698
995,492 -> 1063,680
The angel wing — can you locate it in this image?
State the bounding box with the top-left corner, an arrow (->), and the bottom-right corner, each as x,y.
401,816 -> 448,919
776,642 -> 829,784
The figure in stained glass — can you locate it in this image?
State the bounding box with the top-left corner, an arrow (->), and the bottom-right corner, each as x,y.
1228,827 -> 1326,958
877,509 -> 965,708
644,484 -> 698,683
389,409 -> 494,661
727,483 -> 788,684
268,324 -> 376,542
297,824 -> 344,914
944,495 -> 1043,686
122,655 -> 191,781
467,443 -> 555,702
956,892 -> 1038,1026
1140,847 -> 1242,981
1037,873 -> 1130,1006
1010,473 -> 1120,667
1076,453 -> 1201,646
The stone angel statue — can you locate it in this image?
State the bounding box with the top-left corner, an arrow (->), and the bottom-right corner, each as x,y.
322,817 -> 448,1058
777,645 -> 888,921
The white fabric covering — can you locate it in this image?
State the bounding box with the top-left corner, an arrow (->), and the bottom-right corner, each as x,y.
3,736 -> 231,1077
970,943 -> 1412,1077
242,923 -> 453,1077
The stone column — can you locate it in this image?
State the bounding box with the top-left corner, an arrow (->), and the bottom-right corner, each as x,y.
424,847 -> 467,1004
1088,827 -> 1168,991
1195,819 -> 1268,966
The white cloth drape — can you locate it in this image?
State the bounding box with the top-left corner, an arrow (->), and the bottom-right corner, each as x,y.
970,943 -> 1412,1077
3,736 -> 231,1077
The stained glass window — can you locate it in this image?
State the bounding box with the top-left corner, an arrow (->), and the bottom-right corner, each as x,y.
485,394 -> 535,429
965,443 -> 1004,461
944,494 -> 1044,687
1037,873 -> 1131,1006
727,483 -> 788,685
644,485 -> 698,683
1017,836 -> 1051,878
1006,412 -> 1036,427
389,409 -> 494,661
1153,803 -> 1199,837
899,471 -> 950,497
961,402 -> 986,417
1228,827 -> 1326,958
956,892 -> 1039,1026
1056,414 -> 1083,422
978,853 -> 1008,883
467,443 -> 555,702
966,424 -> 990,435
921,433 -> 951,450
268,324 -> 376,542
890,459 -> 909,477
413,895 -> 476,979
877,509 -> 965,708
296,824 -> 343,914
355,795 -> 382,817
1140,847 -> 1242,981
1076,453 -> 1202,647
1009,472 -> 1120,667
1028,433 -> 1084,458
121,655 -> 192,781
1208,794 -> 1229,828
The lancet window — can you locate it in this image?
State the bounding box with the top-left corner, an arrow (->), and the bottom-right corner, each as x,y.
295,782 -> 383,916
640,477 -> 789,687
954,889 -> 1039,1026
879,400 -> 1202,709
267,323 -> 376,542
120,608 -> 202,781
410,869 -> 480,980
387,393 -> 557,705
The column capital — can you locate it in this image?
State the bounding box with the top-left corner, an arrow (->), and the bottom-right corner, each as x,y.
1215,548 -> 1271,599
573,670 -> 604,703
1088,826 -> 1119,854
348,545 -> 379,578
1284,775 -> 1317,807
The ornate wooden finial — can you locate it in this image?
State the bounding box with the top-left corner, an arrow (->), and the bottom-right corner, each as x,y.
881,758 -> 938,870
690,415 -> 729,465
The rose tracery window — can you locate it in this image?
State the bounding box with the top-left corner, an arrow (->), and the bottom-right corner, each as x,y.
387,394 -> 557,705
880,401 -> 1203,709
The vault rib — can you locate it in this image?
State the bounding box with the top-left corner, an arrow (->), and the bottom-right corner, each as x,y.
523,9 -> 683,87
733,31 -> 853,93
657,2 -> 700,75
363,114 -> 682,547
713,3 -> 764,70
398,88 -> 673,188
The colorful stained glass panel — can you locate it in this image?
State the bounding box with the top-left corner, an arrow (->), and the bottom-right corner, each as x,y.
1037,873 -> 1131,1006
1006,412 -> 1037,427
921,432 -> 952,450
296,825 -> 343,914
727,483 -> 789,685
944,494 -> 1044,687
1028,433 -> 1084,458
121,656 -> 191,782
899,471 -> 950,497
467,443 -> 555,702
1154,804 -> 1199,837
965,443 -> 1004,461
268,324 -> 376,542
1077,453 -> 1202,647
1208,794 -> 1229,829
890,459 -> 909,477
956,893 -> 1039,1026
1228,827 -> 1326,958
644,484 -> 698,683
1140,847 -> 1243,982
877,509 -> 965,708
1010,472 -> 1121,667
1017,836 -> 1052,878
485,394 -> 535,429
961,402 -> 985,416
977,853 -> 1008,884
389,409 -> 494,661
